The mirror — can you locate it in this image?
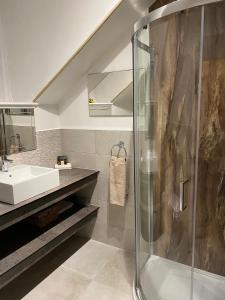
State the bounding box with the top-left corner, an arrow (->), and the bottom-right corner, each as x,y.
88,70 -> 133,116
0,108 -> 36,155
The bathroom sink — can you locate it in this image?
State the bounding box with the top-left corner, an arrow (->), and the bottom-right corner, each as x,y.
0,165 -> 60,205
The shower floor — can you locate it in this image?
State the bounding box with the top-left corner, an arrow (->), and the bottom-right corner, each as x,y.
140,255 -> 225,300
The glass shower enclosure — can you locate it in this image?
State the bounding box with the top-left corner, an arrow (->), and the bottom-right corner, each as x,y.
133,1 -> 225,300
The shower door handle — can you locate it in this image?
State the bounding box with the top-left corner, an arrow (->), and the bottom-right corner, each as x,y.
179,179 -> 189,212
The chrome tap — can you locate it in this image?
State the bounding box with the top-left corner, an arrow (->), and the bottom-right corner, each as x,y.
1,155 -> 13,172
16,134 -> 24,152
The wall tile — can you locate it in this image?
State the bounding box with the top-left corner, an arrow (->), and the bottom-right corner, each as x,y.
60,128 -> 135,251
95,130 -> 133,157
11,128 -> 135,251
66,151 -> 97,170
92,223 -> 135,251
95,154 -> 110,203
10,129 -> 62,168
61,129 -> 95,154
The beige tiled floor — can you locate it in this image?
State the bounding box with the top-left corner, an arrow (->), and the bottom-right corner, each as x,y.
22,240 -> 134,300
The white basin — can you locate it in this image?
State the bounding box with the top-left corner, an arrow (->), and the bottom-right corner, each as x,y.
0,164 -> 60,205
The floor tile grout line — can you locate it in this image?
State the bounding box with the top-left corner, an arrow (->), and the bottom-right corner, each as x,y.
61,264 -> 93,281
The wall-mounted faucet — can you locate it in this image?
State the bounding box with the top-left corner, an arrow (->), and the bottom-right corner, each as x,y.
1,155 -> 13,172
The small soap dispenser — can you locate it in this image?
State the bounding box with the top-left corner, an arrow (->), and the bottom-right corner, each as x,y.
55,155 -> 72,170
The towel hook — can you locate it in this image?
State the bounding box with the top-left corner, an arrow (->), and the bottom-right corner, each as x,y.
111,141 -> 127,159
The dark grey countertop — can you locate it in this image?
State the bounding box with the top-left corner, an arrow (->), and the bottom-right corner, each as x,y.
0,168 -> 99,217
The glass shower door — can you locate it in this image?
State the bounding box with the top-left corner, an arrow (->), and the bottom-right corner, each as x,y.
193,2 -> 225,299
134,6 -> 203,300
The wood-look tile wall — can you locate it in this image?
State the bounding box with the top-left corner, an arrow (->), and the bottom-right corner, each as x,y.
144,1 -> 225,276
195,2 -> 225,277
150,7 -> 201,266
149,0 -> 175,12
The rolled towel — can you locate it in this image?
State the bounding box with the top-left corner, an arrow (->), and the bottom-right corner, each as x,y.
109,156 -> 128,206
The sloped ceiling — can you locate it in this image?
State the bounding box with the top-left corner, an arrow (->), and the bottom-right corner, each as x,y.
0,0 -> 122,102
0,0 -> 156,105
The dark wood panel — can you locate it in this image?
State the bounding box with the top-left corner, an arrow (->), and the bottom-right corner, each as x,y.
149,1 -> 225,276
195,2 -> 225,276
149,0 -> 175,12
149,7 -> 201,265
146,0 -> 225,277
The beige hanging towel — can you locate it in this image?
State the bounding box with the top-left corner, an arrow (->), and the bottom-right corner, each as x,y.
109,156 -> 127,206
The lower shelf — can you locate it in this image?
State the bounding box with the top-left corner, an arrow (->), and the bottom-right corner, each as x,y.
0,204 -> 98,289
